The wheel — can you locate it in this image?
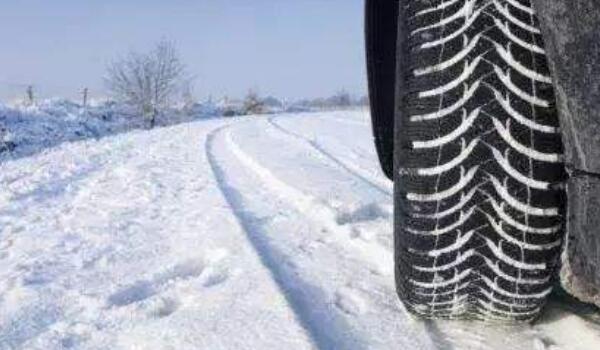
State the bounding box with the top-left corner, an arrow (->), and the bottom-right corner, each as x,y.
392,0 -> 566,321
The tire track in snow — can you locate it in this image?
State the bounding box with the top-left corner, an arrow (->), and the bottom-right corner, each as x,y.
212,124 -> 438,350
206,125 -> 369,350
222,125 -> 394,276
267,116 -> 391,197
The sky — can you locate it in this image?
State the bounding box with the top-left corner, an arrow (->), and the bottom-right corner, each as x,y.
0,0 -> 367,102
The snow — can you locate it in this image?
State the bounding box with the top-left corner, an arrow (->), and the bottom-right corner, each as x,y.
0,99 -> 235,164
0,100 -> 142,162
1,110 -> 600,349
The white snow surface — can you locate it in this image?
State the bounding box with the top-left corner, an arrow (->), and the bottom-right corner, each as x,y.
1,110 -> 599,349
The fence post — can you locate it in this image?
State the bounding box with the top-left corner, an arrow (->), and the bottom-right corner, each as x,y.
26,85 -> 34,105
82,87 -> 89,107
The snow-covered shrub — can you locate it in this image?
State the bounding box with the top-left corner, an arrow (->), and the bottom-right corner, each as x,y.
0,97 -> 229,162
0,111 -> 16,154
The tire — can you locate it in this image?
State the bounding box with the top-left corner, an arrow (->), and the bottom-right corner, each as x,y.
365,0 -> 399,180
393,0 -> 566,321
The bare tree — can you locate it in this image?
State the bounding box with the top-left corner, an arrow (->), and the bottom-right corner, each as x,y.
105,40 -> 186,128
243,89 -> 265,115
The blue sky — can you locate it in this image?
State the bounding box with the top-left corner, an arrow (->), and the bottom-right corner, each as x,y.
0,0 -> 367,101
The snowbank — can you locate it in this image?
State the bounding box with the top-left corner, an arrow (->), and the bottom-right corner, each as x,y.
0,99 -> 218,162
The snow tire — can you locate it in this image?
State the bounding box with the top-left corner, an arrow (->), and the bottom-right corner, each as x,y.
393,0 -> 566,321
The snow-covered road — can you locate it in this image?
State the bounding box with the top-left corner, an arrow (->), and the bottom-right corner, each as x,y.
1,111 -> 599,349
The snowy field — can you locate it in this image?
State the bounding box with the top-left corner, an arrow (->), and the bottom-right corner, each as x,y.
1,110 -> 600,349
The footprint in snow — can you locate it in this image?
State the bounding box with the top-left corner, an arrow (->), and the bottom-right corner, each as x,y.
335,202 -> 390,226
107,249 -> 231,308
107,279 -> 157,307
334,288 -> 368,316
201,265 -> 230,288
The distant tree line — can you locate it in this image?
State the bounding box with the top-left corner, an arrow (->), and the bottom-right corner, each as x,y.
5,40 -> 368,126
